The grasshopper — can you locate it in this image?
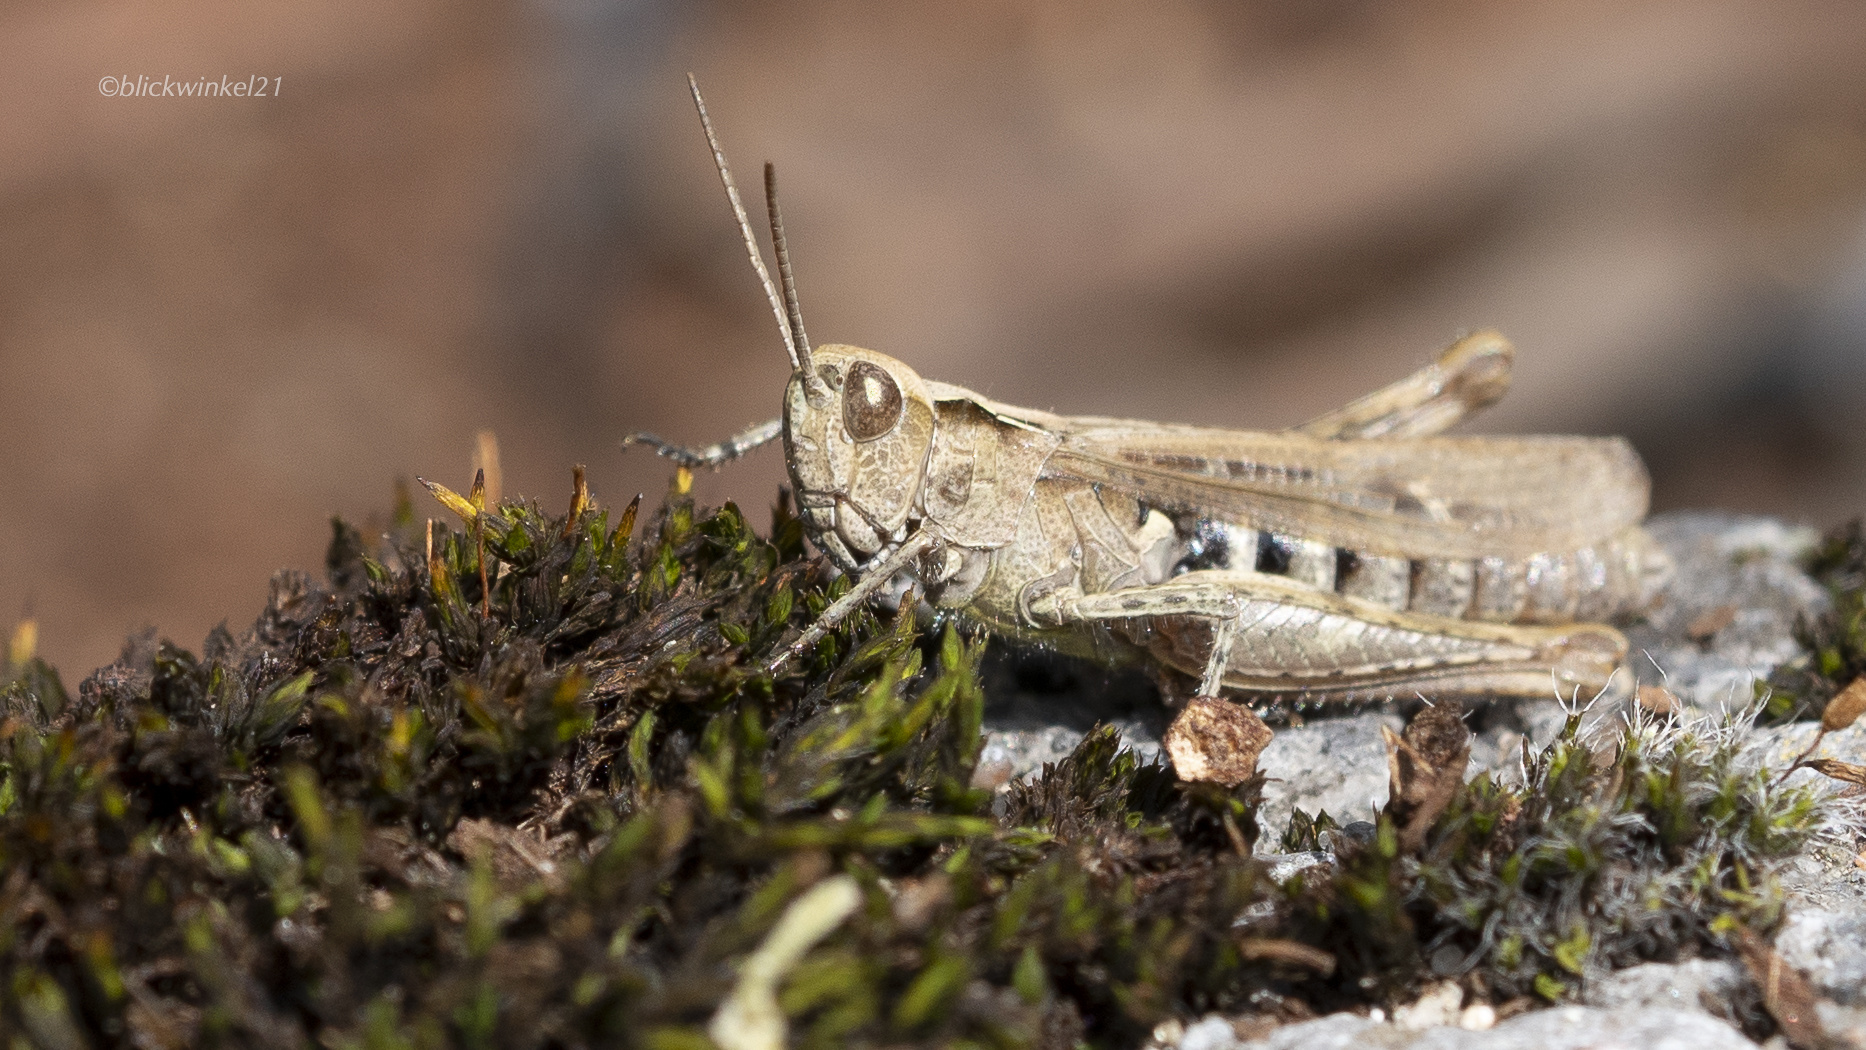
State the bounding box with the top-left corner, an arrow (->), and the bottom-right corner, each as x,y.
630,78 -> 1672,706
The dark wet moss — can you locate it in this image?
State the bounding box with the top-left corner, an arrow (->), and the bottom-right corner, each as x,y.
0,478 -> 1837,1048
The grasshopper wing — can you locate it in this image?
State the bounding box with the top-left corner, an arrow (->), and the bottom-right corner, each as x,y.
1034,421 -> 1649,559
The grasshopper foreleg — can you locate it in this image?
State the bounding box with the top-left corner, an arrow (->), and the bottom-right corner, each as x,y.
624,418 -> 784,469
766,530 -> 939,673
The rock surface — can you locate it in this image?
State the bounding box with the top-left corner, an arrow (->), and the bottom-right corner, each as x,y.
1580,958 -> 1746,1013
1775,908 -> 1866,1006
979,511 -> 1866,1050
1157,1005 -> 1771,1050
1626,513 -> 1827,715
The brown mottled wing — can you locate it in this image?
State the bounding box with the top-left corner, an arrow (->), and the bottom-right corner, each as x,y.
1037,422 -> 1649,559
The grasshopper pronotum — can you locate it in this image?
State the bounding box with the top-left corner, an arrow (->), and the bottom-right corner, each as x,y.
630,79 -> 1671,712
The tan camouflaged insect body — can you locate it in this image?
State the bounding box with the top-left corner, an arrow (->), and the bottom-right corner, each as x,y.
633,80 -> 1673,702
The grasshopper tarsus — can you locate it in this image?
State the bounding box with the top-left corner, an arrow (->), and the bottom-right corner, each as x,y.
623,419 -> 783,470
620,432 -> 706,467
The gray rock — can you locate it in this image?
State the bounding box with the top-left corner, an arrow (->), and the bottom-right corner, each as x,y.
1775,908 -> 1866,1006
1626,512 -> 1827,715
1256,850 -> 1333,885
1582,958 -> 1745,1014
1177,1015 -> 1245,1050
1742,721 -> 1866,913
1775,843 -> 1866,914
1743,720 -> 1866,788
1254,711 -> 1403,842
1213,1006 -> 1761,1050
976,723 -> 1099,781
975,648 -> 1167,783
1401,1006 -> 1758,1049
1816,1002 -> 1866,1049
1229,1012 -> 1378,1049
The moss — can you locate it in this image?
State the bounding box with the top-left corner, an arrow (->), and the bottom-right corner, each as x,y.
1762,518 -> 1866,722
1353,711 -> 1823,1002
0,477 -> 1840,1047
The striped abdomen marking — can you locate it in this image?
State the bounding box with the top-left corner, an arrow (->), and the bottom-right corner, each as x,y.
1179,519 -> 1669,625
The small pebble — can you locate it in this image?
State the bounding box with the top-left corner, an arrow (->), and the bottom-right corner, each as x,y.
1393,980 -> 1463,1030
1457,1003 -> 1496,1031
1177,1015 -> 1237,1050
1150,1018 -> 1185,1046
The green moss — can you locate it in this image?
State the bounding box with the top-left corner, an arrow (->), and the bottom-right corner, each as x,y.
1761,518 -> 1866,722
0,478 -> 1839,1047
1323,710 -> 1826,1003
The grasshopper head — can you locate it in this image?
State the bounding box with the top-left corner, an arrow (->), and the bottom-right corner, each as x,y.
676,85 -> 934,570
784,344 -> 936,570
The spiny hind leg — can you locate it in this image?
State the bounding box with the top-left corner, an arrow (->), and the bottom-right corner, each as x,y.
1026,569 -> 1625,701
1292,330 -> 1514,440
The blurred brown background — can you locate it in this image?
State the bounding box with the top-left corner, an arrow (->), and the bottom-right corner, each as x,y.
6,0 -> 1866,677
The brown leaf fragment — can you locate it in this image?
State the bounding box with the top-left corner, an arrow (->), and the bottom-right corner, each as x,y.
1734,928 -> 1828,1050
1493,996 -> 1537,1021
1237,937 -> 1337,975
562,464 -> 589,540
1225,1016 -> 1280,1043
615,493 -> 642,547
449,817 -> 565,888
889,873 -> 952,934
969,759 -> 1014,791
1801,757 -> 1866,787
1164,697 -> 1273,787
125,996 -> 200,1050
1637,685 -> 1681,715
1823,676 -> 1866,733
1383,700 -> 1471,854
1687,603 -> 1738,641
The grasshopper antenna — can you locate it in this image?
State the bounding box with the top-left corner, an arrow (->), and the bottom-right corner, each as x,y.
764,161 -> 811,363
687,74 -> 813,380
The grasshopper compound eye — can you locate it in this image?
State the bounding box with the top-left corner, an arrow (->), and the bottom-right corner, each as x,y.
843,361 -> 903,441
